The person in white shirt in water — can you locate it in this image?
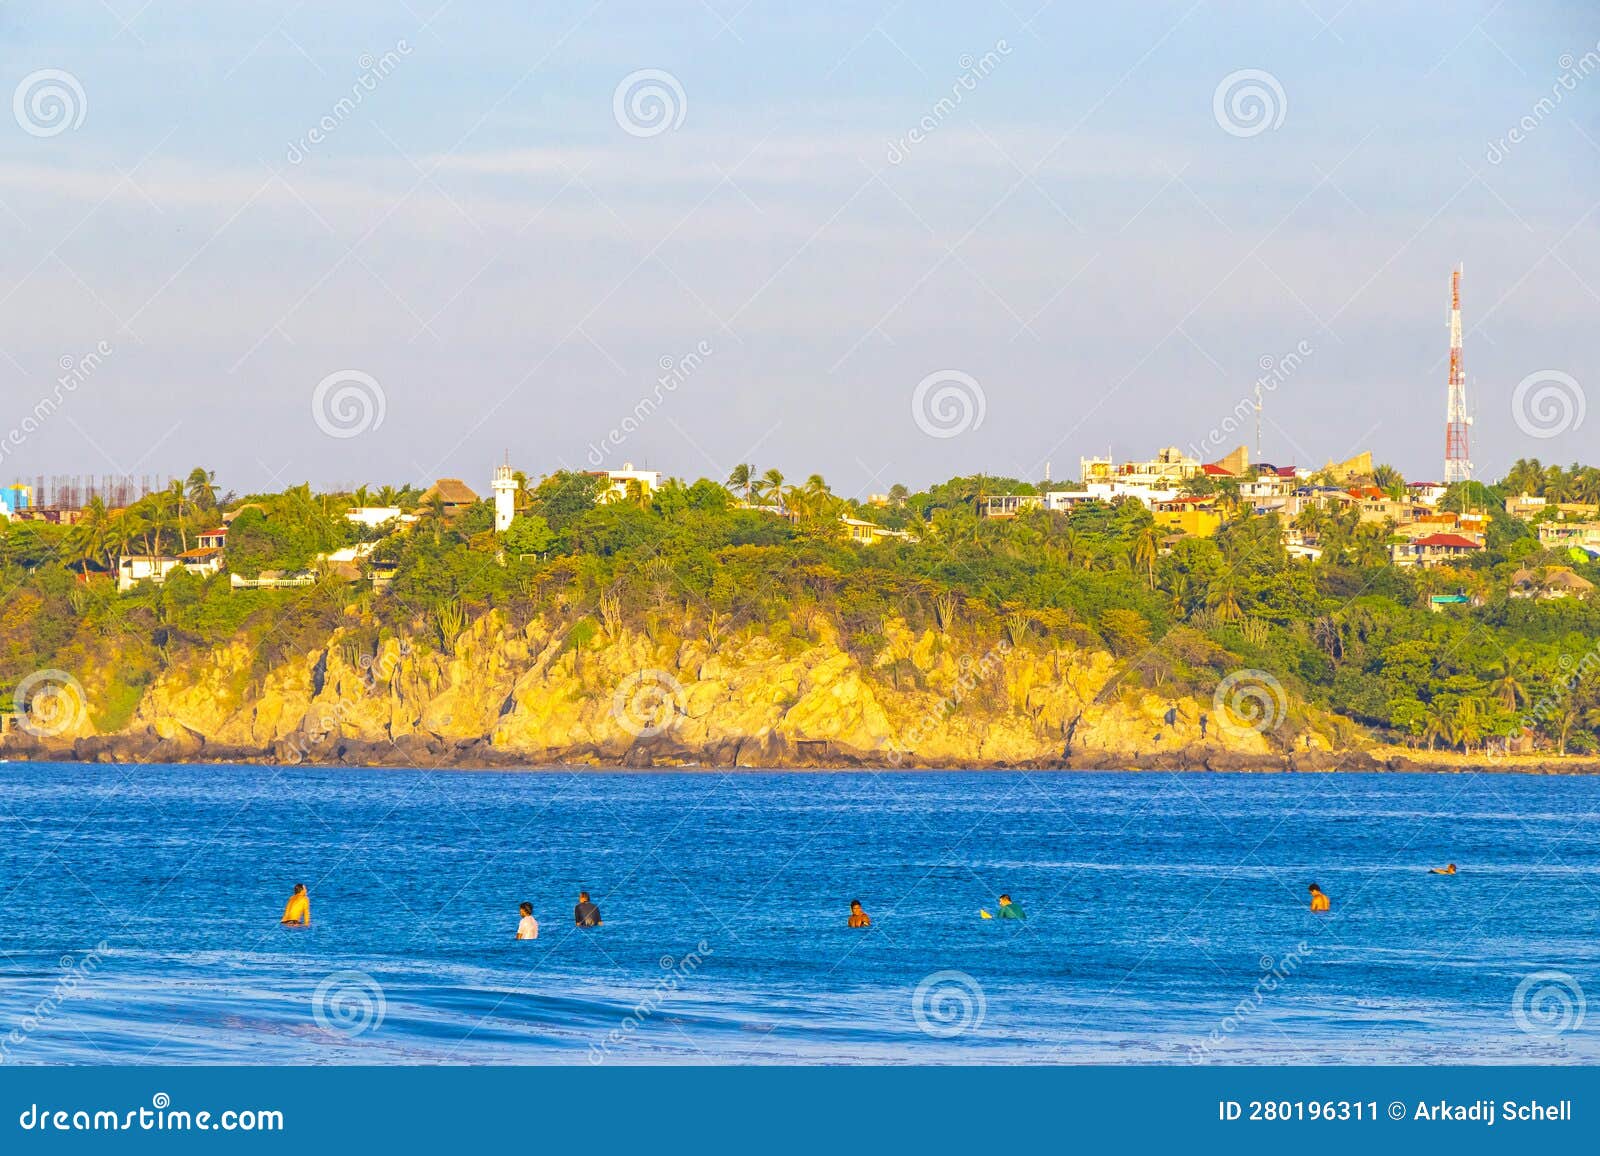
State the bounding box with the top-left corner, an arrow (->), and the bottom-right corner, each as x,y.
515,902 -> 539,940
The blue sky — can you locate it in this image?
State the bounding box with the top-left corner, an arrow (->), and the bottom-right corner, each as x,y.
2,1 -> 1597,497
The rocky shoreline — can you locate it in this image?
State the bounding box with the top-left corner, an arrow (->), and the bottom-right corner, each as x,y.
4,730 -> 1598,775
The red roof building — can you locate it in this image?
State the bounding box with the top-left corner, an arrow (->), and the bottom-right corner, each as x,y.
1393,532 -> 1484,568
1412,533 -> 1481,549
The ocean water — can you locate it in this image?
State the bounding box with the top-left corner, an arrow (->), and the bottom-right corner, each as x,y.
0,763 -> 1595,1065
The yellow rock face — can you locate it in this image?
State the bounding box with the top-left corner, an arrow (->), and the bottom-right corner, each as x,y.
84,612 -> 1294,764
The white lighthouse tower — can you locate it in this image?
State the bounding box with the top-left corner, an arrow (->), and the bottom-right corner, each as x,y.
492,460 -> 517,533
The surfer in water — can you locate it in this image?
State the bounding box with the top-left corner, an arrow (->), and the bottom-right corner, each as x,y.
981,894 -> 1026,920
574,891 -> 602,927
1429,863 -> 1457,875
1308,883 -> 1330,912
280,883 -> 310,926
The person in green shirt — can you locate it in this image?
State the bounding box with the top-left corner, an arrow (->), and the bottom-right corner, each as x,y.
995,894 -> 1025,920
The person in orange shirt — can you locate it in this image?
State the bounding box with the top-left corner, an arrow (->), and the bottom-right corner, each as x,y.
280,883 -> 310,926
1308,883 -> 1330,912
847,899 -> 871,928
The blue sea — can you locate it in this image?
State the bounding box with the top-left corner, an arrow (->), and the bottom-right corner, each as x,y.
0,763 -> 1595,1065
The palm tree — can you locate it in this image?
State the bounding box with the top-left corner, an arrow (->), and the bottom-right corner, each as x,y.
512,471 -> 535,516
106,513 -> 136,571
421,492 -> 448,544
1053,524 -> 1087,570
1503,458 -> 1544,496
67,496 -> 110,577
1293,503 -> 1325,540
1573,466 -> 1600,507
782,484 -> 817,523
725,464 -> 756,503
1489,653 -> 1530,711
166,478 -> 193,552
1448,696 -> 1487,753
1543,464 -> 1572,504
1422,701 -> 1449,751
185,467 -> 218,512
758,469 -> 785,507
1351,521 -> 1391,568
1372,463 -> 1405,498
1205,573 -> 1243,621
1129,524 -> 1161,588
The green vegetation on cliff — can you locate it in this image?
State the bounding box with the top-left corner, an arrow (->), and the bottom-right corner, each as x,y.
4,459 -> 1600,760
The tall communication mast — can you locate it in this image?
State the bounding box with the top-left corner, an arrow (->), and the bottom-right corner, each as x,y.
1443,264 -> 1472,484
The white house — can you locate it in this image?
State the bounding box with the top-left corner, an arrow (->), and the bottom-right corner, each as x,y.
1044,482 -> 1182,510
117,555 -> 182,592
591,463 -> 661,504
346,506 -> 412,529
117,549 -> 225,592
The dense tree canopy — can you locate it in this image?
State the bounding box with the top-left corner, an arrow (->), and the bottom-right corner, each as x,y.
4,460 -> 1600,754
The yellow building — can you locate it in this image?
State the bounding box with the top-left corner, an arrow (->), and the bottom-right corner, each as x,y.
839,516 -> 916,545
1152,500 -> 1222,538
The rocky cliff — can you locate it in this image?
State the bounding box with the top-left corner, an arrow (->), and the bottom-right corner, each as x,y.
3,608 -> 1323,769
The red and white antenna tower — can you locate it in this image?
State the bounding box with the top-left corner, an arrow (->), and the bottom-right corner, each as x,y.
1443,264 -> 1472,484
